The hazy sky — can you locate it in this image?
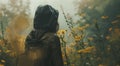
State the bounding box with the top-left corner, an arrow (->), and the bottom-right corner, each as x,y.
0,0 -> 77,29
30,0 -> 76,16
29,0 -> 77,29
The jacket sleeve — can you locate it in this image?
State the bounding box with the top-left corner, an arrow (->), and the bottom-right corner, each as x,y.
51,36 -> 64,66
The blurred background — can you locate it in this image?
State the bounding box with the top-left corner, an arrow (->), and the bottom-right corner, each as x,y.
0,0 -> 120,66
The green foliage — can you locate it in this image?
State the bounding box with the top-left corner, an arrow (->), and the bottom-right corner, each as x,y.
58,0 -> 120,66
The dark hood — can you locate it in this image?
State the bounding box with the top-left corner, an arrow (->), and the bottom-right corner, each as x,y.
34,5 -> 59,31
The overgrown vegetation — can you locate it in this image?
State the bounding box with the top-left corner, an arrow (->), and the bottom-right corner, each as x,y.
57,0 -> 120,66
0,0 -> 120,66
0,0 -> 30,66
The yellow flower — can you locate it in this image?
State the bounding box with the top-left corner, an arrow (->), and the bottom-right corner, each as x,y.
109,27 -> 112,31
70,42 -> 76,47
80,13 -> 86,17
101,16 -> 109,19
98,64 -> 104,66
112,20 -> 118,24
78,27 -> 84,31
83,42 -> 88,46
0,40 -> 5,46
64,62 -> 67,64
57,29 -> 66,35
1,60 -> 5,63
78,46 -> 95,54
0,50 -> 2,53
0,64 -> 4,66
75,35 -> 81,41
106,36 -> 110,40
61,30 -> 66,34
62,54 -> 65,57
85,46 -> 95,51
5,50 -> 11,53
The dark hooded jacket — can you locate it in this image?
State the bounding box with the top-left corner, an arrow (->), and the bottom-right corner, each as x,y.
24,5 -> 64,66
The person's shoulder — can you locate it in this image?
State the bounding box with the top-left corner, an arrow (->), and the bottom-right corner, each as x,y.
43,32 -> 59,41
41,32 -> 60,44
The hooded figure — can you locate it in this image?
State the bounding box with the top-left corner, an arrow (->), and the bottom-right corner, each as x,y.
24,5 -> 64,66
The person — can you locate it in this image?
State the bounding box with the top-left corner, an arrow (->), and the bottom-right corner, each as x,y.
25,5 -> 64,66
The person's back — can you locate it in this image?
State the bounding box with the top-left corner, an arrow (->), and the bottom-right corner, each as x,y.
21,5 -> 64,66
